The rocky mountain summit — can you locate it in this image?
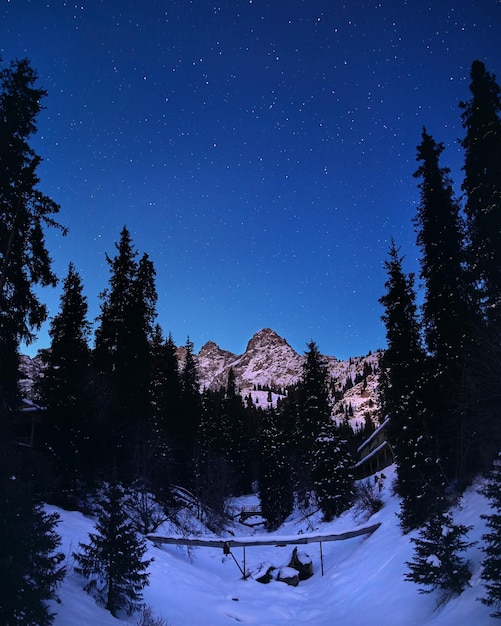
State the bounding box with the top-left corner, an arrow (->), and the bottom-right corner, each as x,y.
196,328 -> 303,393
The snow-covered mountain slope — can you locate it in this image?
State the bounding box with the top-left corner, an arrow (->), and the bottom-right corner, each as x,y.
194,328 -> 382,424
19,353 -> 44,399
196,328 -> 304,393
47,465 -> 494,626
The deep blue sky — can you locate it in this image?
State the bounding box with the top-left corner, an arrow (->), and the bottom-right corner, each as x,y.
2,0 -> 500,359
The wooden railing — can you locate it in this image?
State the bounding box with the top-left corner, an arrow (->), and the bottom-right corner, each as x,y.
147,522 -> 381,578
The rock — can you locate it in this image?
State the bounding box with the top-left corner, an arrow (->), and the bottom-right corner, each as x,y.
255,565 -> 275,584
288,547 -> 313,580
277,567 -> 300,587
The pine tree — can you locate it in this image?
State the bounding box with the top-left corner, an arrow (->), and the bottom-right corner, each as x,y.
414,129 -> 471,360
295,340 -> 331,505
97,232 -> 157,422
38,263 -> 93,492
259,407 -> 294,530
0,449 -> 65,625
74,483 -> 153,617
150,324 -> 168,436
94,227 -> 137,374
312,419 -> 355,521
460,60 -> 501,323
405,512 -> 474,599
150,329 -> 181,440
148,327 -> 180,495
194,387 -> 233,526
93,227 -> 158,479
150,330 -> 183,486
413,129 -> 478,485
479,456 -> 501,618
128,252 -> 157,420
194,369 -> 253,517
177,337 -> 202,478
220,368 -> 251,494
0,58 -> 65,431
379,241 -> 444,530
460,60 -> 501,472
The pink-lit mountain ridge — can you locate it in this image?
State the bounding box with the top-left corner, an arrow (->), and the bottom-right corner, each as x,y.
193,328 -> 382,424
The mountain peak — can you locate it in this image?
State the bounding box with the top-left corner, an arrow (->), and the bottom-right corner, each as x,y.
245,328 -> 293,353
198,340 -> 231,357
195,328 -> 301,392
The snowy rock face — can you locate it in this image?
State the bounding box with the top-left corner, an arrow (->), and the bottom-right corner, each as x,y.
19,353 -> 44,399
196,340 -> 239,391
196,328 -> 304,393
194,328 -> 382,425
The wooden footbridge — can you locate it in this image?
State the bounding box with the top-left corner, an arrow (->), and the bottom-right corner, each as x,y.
237,504 -> 262,522
147,522 -> 381,578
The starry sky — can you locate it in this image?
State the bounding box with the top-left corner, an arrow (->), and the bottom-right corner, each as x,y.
2,0 -> 500,360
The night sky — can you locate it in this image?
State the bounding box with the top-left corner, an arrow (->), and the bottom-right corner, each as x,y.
2,1 -> 500,360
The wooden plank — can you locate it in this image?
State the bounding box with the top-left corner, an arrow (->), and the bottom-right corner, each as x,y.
146,522 -> 381,549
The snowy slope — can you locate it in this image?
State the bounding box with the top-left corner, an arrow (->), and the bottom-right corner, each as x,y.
47,466 -> 495,626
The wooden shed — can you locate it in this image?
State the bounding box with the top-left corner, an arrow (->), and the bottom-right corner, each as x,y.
12,398 -> 45,448
353,418 -> 393,479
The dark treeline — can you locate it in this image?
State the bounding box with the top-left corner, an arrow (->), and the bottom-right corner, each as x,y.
34,237 -> 361,529
379,60 -> 501,529
380,61 -> 501,612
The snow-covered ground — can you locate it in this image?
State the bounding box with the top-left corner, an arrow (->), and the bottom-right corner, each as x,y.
48,466 -> 495,625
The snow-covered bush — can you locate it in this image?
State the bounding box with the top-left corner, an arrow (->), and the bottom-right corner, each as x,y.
136,605 -> 170,626
125,485 -> 170,535
353,476 -> 384,519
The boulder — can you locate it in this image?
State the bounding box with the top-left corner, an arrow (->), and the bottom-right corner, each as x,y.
288,547 -> 313,580
277,567 -> 300,587
255,565 -> 275,584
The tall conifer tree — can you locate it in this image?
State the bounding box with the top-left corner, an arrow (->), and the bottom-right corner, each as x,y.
259,407 -> 294,530
220,368 -> 250,494
460,61 -> 501,466
39,263 -> 92,491
413,129 -> 478,485
0,58 -> 65,430
312,418 -> 354,521
460,60 -> 501,323
93,227 -> 158,479
74,483 -> 152,617
149,327 -> 181,493
295,341 -> 331,505
151,330 -> 182,444
379,241 -> 444,530
195,386 -> 233,522
176,337 -> 201,482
